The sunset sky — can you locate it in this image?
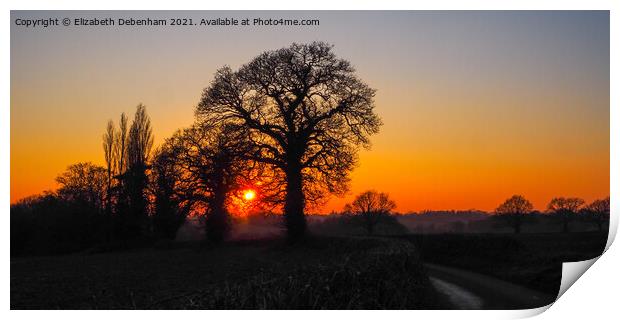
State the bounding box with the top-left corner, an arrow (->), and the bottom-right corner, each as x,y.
10,11 -> 609,212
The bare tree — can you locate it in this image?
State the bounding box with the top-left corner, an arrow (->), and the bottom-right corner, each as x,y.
115,113 -> 129,176
128,104 -> 154,168
165,123 -> 252,242
150,139 -> 190,240
102,120 -> 116,215
56,162 -> 107,212
197,42 -> 382,240
547,197 -> 585,233
582,197 -> 610,232
123,104 -> 154,237
344,190 -> 396,235
494,195 -> 533,234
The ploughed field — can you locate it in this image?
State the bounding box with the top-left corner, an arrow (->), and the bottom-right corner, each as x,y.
11,237 -> 446,309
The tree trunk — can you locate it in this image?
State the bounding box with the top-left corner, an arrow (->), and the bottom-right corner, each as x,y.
125,165 -> 148,239
206,197 -> 229,242
284,160 -> 306,241
206,167 -> 230,242
105,176 -> 113,243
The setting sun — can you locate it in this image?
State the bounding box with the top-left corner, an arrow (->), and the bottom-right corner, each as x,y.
243,190 -> 256,201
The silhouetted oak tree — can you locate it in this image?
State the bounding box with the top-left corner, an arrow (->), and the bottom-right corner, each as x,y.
344,190 -> 396,235
160,123 -> 252,242
547,197 -> 585,233
151,140 -> 189,240
583,197 -> 610,232
56,162 -> 107,212
495,195 -> 533,234
197,42 -> 381,240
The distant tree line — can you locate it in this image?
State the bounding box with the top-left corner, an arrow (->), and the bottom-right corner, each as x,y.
494,195 -> 610,234
10,42 -> 609,256
11,104 -> 156,255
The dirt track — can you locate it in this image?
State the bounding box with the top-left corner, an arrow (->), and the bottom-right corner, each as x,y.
426,263 -> 556,309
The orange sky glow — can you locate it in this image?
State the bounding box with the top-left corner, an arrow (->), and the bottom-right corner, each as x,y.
11,11 -> 609,213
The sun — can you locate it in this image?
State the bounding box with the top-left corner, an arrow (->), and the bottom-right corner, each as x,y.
243,189 -> 256,201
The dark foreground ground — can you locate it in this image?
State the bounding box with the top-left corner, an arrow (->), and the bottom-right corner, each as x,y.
11,232 -> 607,310
400,231 -> 608,296
10,237 -> 446,309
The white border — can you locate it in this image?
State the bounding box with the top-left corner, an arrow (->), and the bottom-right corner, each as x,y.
3,1 -> 617,319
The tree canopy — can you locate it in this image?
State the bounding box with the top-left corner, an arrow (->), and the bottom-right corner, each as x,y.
494,195 -> 533,233
344,190 -> 396,235
196,42 -> 382,239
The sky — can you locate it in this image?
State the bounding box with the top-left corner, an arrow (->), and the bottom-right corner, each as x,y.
10,11 -> 610,212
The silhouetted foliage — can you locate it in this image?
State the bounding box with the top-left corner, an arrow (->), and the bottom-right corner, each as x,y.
159,123 -> 253,242
581,197 -> 610,232
311,213 -> 408,236
120,104 -> 154,238
103,120 -> 116,216
108,113 -> 131,234
55,162 -> 107,213
494,195 -> 533,234
12,41 -> 608,264
11,163 -> 109,256
547,197 -> 585,233
115,112 -> 129,175
344,190 -> 397,235
150,142 -> 187,240
197,42 -> 382,240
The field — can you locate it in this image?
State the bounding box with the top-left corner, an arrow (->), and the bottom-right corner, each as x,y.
10,236 -> 446,309
401,231 -> 608,295
11,229 -> 608,310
